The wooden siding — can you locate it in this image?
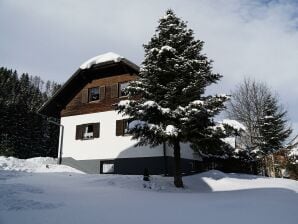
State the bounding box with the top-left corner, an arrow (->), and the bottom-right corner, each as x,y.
61,73 -> 137,117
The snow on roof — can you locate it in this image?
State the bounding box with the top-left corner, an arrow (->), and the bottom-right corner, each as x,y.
80,52 -> 124,69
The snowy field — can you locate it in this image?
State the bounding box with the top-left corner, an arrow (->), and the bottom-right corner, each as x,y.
0,157 -> 297,224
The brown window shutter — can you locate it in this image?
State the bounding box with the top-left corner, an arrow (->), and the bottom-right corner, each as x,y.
116,120 -> 124,136
110,83 -> 118,98
100,86 -> 105,100
76,125 -> 83,140
105,85 -> 111,98
93,123 -> 100,138
81,89 -> 88,103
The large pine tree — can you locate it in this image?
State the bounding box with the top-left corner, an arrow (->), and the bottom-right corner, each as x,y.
118,10 -> 229,187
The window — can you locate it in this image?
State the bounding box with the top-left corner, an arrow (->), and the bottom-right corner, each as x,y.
116,119 -> 134,136
76,123 -> 100,140
83,124 -> 94,139
82,86 -> 105,103
124,119 -> 133,134
101,161 -> 115,174
119,82 -> 129,97
109,82 -> 129,99
89,87 -> 100,102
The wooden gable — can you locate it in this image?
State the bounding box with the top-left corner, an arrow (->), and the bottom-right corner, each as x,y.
61,72 -> 137,117
39,60 -> 139,118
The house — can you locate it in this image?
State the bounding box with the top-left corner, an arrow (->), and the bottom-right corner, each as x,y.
259,135 -> 298,179
287,134 -> 298,163
39,52 -> 203,175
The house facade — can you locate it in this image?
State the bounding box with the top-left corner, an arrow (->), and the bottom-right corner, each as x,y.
39,52 -> 203,175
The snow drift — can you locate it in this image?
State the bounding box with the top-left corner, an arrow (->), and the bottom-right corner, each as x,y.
0,156 -> 83,173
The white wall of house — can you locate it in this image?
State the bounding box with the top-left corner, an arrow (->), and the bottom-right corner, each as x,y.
60,110 -> 201,161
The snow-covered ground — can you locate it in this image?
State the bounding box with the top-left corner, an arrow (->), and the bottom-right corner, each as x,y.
0,157 -> 297,224
0,156 -> 83,173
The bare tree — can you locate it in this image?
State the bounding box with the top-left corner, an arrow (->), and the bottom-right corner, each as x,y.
227,78 -> 291,155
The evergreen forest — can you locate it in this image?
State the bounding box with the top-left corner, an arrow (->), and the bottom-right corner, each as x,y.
0,67 -> 60,158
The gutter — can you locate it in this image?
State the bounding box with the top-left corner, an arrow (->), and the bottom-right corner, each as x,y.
47,119 -> 64,165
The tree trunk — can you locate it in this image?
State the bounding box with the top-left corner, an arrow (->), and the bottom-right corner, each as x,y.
173,140 -> 184,188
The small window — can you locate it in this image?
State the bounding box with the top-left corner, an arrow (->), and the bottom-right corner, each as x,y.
89,87 -> 100,102
76,123 -> 100,140
119,82 -> 129,97
101,161 -> 115,174
116,119 -> 132,136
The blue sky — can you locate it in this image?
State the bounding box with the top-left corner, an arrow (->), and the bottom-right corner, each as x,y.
0,0 -> 297,136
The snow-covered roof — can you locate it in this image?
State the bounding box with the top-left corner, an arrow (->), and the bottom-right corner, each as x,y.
80,52 -> 124,69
